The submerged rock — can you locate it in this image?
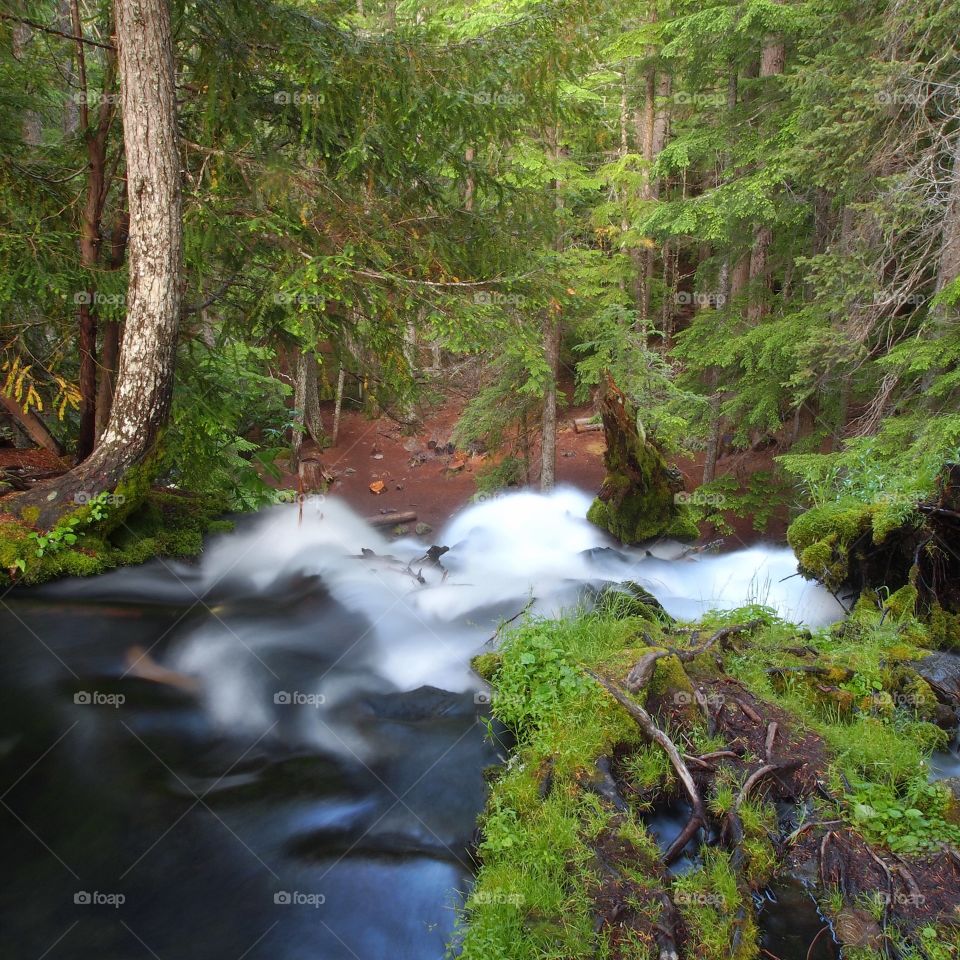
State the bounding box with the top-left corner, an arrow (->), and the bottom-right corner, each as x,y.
586,380 -> 698,544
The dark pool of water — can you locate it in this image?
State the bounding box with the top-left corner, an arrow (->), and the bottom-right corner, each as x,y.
0,562 -> 501,960
756,879 -> 839,960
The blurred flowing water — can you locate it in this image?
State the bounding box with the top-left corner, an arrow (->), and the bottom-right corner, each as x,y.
0,488 -> 844,959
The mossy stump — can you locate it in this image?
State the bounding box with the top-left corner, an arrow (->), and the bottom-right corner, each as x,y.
587,380 -> 698,544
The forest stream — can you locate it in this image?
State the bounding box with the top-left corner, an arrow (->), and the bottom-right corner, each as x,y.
0,489 -> 857,960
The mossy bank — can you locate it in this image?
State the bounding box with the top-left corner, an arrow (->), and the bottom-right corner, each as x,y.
0,487 -> 233,586
457,591 -> 960,960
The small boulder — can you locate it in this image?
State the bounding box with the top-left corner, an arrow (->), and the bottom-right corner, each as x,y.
914,651 -> 960,708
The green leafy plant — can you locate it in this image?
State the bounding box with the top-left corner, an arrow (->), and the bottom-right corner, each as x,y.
847,779 -> 960,854
28,516 -> 82,558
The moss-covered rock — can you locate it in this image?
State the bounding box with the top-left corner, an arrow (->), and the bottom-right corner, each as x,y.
587,380 -> 698,544
0,487 -> 231,587
594,580 -> 673,624
787,464 -> 960,616
786,498 -> 877,590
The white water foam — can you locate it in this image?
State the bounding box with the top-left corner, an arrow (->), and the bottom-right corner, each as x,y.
167,488 -> 845,739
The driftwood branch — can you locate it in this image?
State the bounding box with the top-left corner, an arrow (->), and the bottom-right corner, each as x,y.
669,620 -> 763,662
586,669 -> 706,864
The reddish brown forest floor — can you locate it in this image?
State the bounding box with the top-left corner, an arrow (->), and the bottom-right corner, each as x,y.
283,386 -> 790,542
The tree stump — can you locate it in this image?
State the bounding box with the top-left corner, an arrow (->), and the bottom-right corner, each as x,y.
586,378 -> 698,544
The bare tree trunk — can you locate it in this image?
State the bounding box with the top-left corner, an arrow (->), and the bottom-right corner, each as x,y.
293,350 -> 322,461
540,129 -> 563,491
10,4 -> 42,145
95,207 -> 130,439
933,130 -> 960,318
746,17 -> 785,323
11,0 -> 182,527
331,365 -> 346,446
464,145 -> 475,211
540,314 -> 560,490
95,319 -> 121,439
71,0 -> 118,460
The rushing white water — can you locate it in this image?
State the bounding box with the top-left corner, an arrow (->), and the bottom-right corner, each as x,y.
169,487 -> 845,719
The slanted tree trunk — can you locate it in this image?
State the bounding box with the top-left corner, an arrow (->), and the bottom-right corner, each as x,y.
10,0 -> 182,528
0,394 -> 64,456
587,378 -> 695,543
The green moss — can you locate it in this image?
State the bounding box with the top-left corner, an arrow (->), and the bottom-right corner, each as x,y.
462,602 -> 960,960
928,603 -> 960,650
787,499 -> 876,589
471,652 -> 502,682
884,584 -> 919,621
595,581 -> 672,623
0,486 -> 228,587
673,849 -> 757,960
647,652 -> 693,700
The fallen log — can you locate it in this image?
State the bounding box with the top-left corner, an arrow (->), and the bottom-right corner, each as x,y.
366,510 -> 417,528
573,417 -> 602,433
0,393 -> 64,455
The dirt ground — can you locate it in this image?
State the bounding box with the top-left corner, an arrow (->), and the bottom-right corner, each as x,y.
284,386 -> 789,543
